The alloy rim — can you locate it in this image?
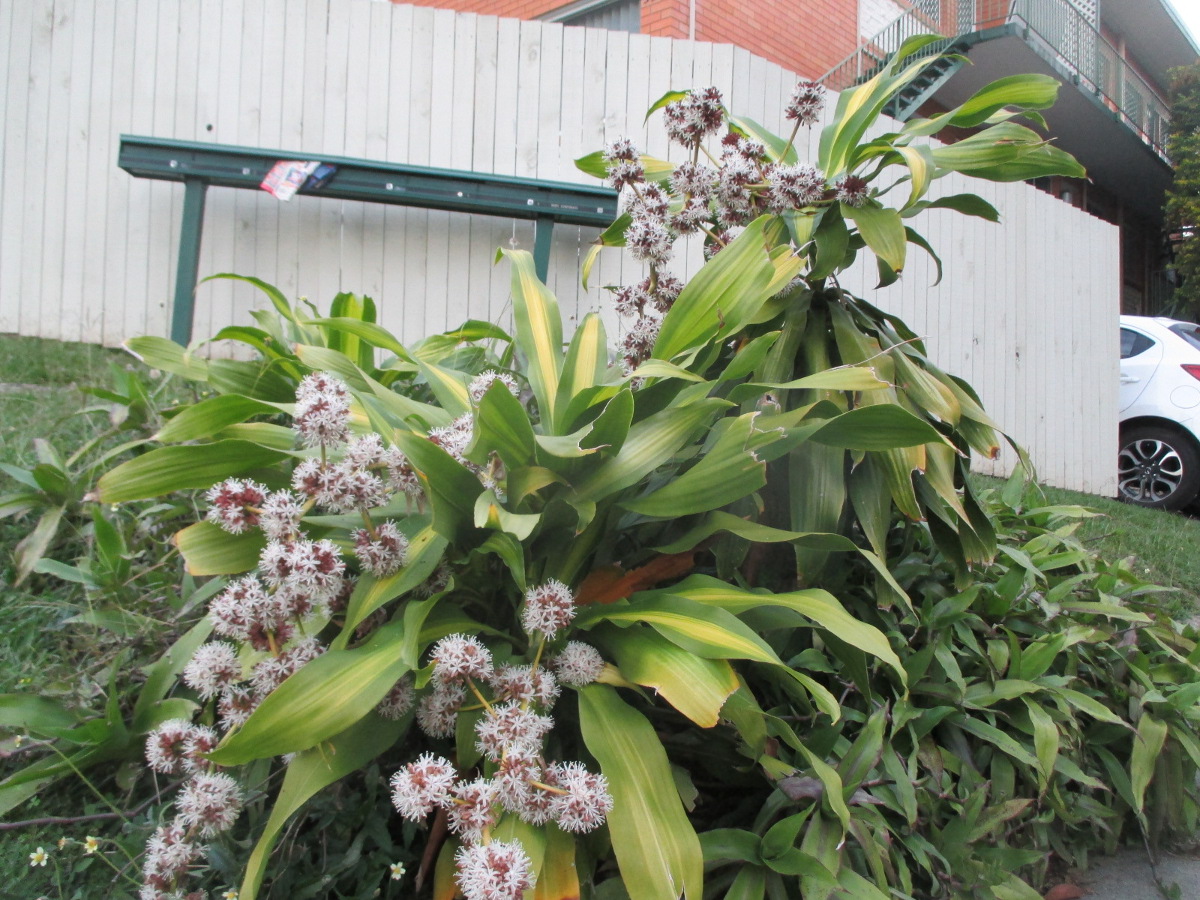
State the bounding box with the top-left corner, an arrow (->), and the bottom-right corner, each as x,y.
1117,438 -> 1185,502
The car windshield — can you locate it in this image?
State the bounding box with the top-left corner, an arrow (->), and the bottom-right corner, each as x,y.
1169,323 -> 1200,352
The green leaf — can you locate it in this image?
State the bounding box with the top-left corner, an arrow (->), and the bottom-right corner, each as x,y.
556,312 -> 609,424
337,525 -> 448,642
12,506 -> 65,586
904,193 -> 1000,222
1023,698 -> 1059,794
124,335 -> 209,381
645,574 -> 904,683
174,521 -> 266,576
157,394 -> 284,443
391,429 -> 483,542
209,599 -> 438,765
654,217 -> 778,361
578,685 -> 703,900
844,202 -> 906,273
472,379 -> 536,468
474,491 -> 540,540
947,73 -> 1062,128
622,413 -> 768,517
572,399 -> 726,503
810,208 -> 849,279
133,618 -> 214,732
0,694 -> 79,732
607,627 -> 739,727
810,404 -> 945,451
97,441 -> 288,503
497,248 -> 563,433
1131,714 -> 1169,816
239,714 -> 407,900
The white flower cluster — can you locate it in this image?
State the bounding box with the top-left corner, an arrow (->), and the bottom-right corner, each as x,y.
140,721 -> 243,899
390,583 -> 610,899
602,83 -> 849,371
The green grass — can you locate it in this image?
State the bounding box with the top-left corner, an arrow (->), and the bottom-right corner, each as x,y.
0,333 -> 127,387
973,475 -> 1200,618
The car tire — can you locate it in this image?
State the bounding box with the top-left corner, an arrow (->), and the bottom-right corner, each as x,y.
1117,424 -> 1200,511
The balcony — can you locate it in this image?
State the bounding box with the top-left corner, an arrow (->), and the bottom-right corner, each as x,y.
823,0 -> 1178,163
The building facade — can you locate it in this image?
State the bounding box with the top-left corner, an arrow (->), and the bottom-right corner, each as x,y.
396,0 -> 1198,312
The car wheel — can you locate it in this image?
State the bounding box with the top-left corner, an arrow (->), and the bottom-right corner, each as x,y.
1117,425 -> 1200,510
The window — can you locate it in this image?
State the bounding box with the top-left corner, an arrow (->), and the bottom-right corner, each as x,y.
545,0 -> 639,32
1170,323 -> 1200,353
1121,327 -> 1155,359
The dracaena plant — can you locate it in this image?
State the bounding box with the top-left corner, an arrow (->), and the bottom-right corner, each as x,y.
26,36 -> 1197,900
577,36 -> 1085,592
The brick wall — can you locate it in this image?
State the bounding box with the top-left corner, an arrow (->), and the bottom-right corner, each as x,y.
393,0 -> 861,79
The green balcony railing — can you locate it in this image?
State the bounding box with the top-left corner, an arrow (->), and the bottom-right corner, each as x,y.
820,0 -> 1172,163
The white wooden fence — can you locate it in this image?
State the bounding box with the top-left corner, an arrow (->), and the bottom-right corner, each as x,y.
0,0 -> 1118,495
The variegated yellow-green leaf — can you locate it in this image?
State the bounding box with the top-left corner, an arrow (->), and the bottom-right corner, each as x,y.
209,598 -> 438,765
534,824 -> 582,900
608,627 -> 739,727
623,413 -> 768,517
155,394 -> 284,443
497,248 -> 563,433
556,312 -> 609,419
578,685 -> 703,900
238,714 -> 407,900
97,441 -> 289,503
125,335 -> 210,382
474,490 -> 540,540
654,217 -> 778,361
643,574 -> 904,683
572,399 -> 727,503
844,202 -> 906,274
174,521 -> 265,576
335,525 -> 448,645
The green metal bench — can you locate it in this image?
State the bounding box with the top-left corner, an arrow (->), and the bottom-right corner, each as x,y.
118,135 -> 618,344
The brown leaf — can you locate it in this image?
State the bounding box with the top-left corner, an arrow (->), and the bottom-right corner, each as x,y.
1043,884 -> 1086,900
575,552 -> 696,605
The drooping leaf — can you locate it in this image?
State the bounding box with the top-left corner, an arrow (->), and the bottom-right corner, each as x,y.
578,685 -> 703,900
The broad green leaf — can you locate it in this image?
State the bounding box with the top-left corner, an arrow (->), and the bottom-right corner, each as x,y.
608,627 -> 739,727
337,525 -> 448,642
556,312 -> 609,421
0,694 -> 79,732
214,422 -> 297,450
472,379 -> 536,468
1130,714 -> 1168,815
726,365 -> 889,403
305,316 -> 412,361
124,335 -> 209,382
903,193 -> 1000,222
844,202 -> 906,273
209,598 -> 437,764
654,217 -> 777,361
474,490 -> 540,540
895,144 -> 934,209
954,717 -> 1038,768
1023,698 -> 1059,794
203,272 -> 302,327
810,404 -> 945,450
416,359 -> 472,416
239,714 -> 407,900
810,208 -> 849,280
206,358 -> 297,402
12,506 -> 64,585
392,428 -> 483,541
947,73 -> 1062,128
533,823 -> 582,900
133,618 -> 214,732
97,441 -> 288,503
646,574 -> 904,682
578,685 -> 703,900
174,521 -> 266,576
728,115 -> 799,164
622,413 -> 768,516
652,511 -> 857,555
497,248 -> 563,433
572,399 -> 726,503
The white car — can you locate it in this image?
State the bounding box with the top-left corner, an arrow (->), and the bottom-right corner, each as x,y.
1119,315 -> 1200,509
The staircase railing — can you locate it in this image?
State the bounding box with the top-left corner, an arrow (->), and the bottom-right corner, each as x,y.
819,0 -> 1172,162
